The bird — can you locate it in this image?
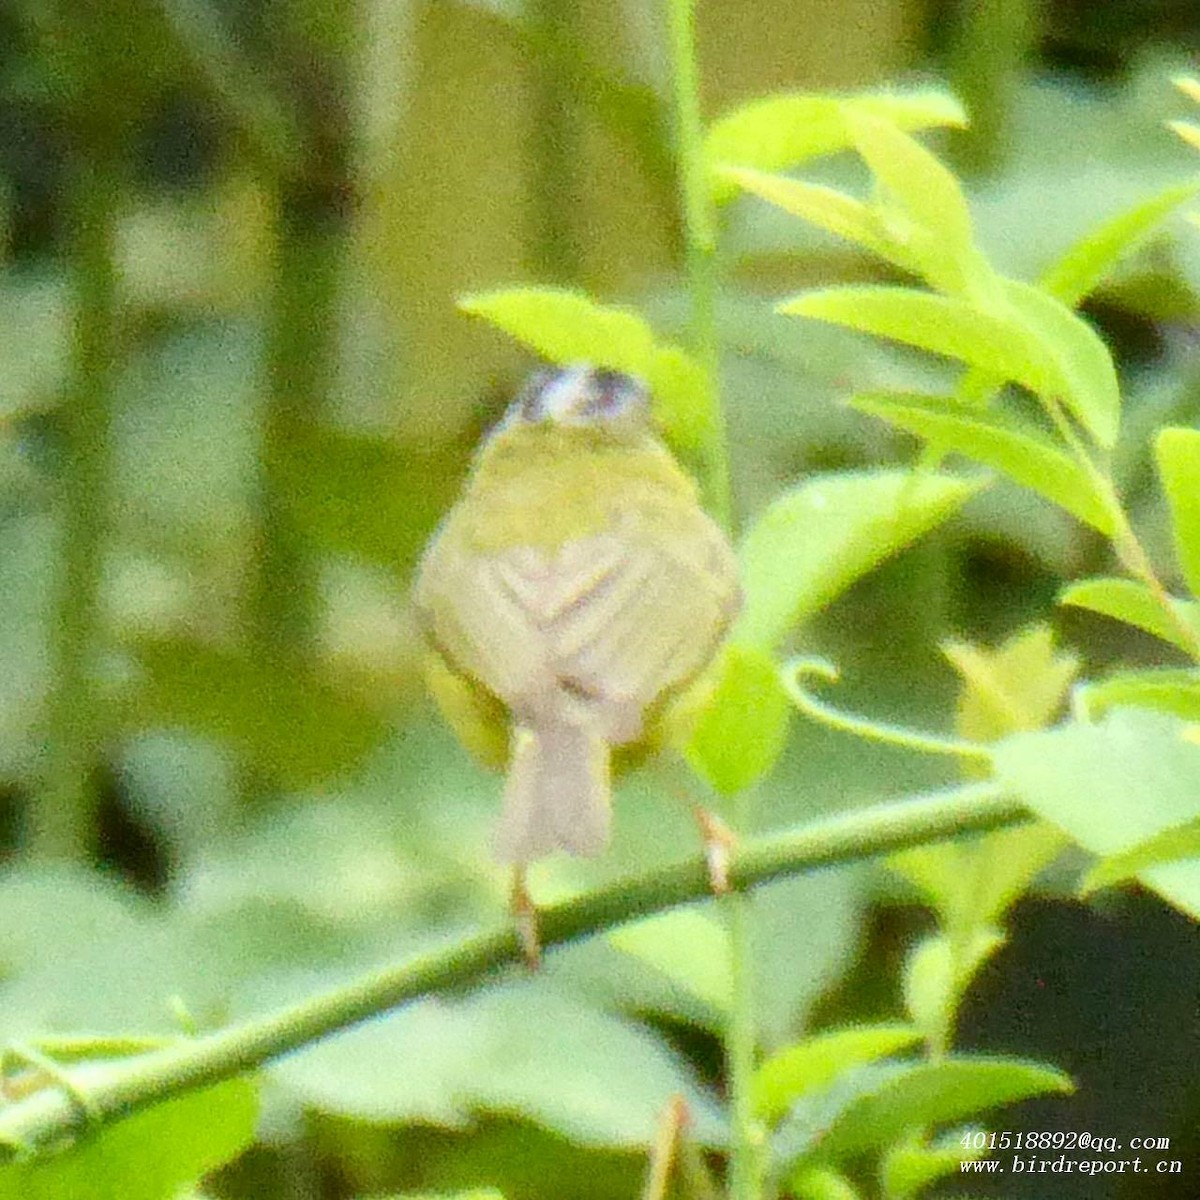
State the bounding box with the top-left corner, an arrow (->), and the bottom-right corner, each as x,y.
414,363 -> 741,878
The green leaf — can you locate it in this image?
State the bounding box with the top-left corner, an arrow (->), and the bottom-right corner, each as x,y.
735,469 -> 981,650
458,287 -> 710,455
784,284 -> 1120,448
996,279 -> 1120,448
789,1166 -> 863,1200
1039,181 -> 1200,308
890,824 -> 1068,929
126,638 -> 389,789
1082,815 -> 1200,895
991,709 -> 1200,918
716,167 -> 905,266
1058,577 -> 1200,654
851,394 -> 1114,534
272,981 -> 725,1147
645,343 -> 713,452
782,287 -> 1053,403
901,931 -> 1004,1044
796,1057 -> 1072,1163
684,643 -> 790,795
942,624 -> 1081,742
1076,669 -> 1200,722
459,288 -> 657,376
1157,427 -> 1200,597
608,909 -> 732,1020
848,113 -> 992,299
0,1078 -> 258,1200
881,1132 -> 986,1199
705,89 -> 966,204
754,1024 -> 922,1123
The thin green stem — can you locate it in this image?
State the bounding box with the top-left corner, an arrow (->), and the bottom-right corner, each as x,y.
725,882 -> 763,1200
666,0 -> 731,531
665,5 -> 747,1192
783,657 -> 996,762
0,782 -> 1026,1157
32,153 -> 121,861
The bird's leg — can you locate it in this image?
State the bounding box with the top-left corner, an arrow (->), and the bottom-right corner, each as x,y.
641,1093 -> 722,1200
692,805 -> 737,895
641,1093 -> 688,1200
655,766 -> 737,895
510,865 -> 542,968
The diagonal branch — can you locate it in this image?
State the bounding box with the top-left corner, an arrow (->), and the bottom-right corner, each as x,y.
0,782 -> 1025,1156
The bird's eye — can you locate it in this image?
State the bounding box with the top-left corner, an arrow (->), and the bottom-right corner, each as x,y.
588,368 -> 643,418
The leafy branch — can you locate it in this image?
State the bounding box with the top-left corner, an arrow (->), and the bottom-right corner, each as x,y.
0,783 -> 1023,1159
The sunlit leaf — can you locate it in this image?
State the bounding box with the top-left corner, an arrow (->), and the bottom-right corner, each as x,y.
609,909 -> 732,1019
997,279 -> 1120,448
684,643 -> 790,795
901,931 -> 1003,1045
785,284 -> 1120,448
458,288 -> 711,455
1039,181 -> 1200,307
789,1057 -> 1072,1164
460,288 -> 656,376
847,113 -> 993,299
1076,669 -> 1200,722
881,1131 -> 986,1199
942,625 -> 1080,742
1058,577 -> 1200,655
0,1078 -> 258,1200
1156,427 -> 1200,597
992,709 -> 1200,917
716,168 -> 903,265
646,343 -> 713,452
850,394 -> 1114,534
754,1024 -> 922,1122
782,288 -> 1055,405
789,1166 -> 863,1200
890,825 -> 1067,929
735,470 -> 981,650
1082,816 -> 1200,894
706,89 -> 966,204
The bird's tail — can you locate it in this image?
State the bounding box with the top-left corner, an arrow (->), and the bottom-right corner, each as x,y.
494,722 -> 611,863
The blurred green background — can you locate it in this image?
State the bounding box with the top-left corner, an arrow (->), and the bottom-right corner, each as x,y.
1,1 -> 1199,1197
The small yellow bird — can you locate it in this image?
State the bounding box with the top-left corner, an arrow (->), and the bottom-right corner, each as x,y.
414,364 -> 740,866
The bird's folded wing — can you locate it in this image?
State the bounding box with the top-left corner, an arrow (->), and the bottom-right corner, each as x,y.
415,523 -> 739,725
552,525 -> 739,708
